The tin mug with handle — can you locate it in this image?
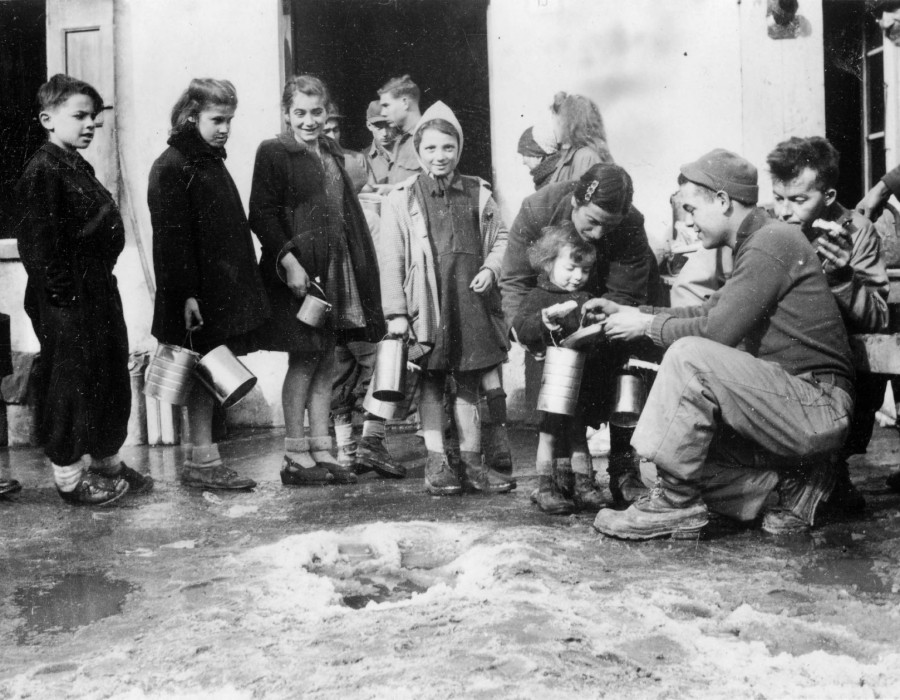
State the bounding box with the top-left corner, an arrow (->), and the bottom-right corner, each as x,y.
296,280 -> 332,328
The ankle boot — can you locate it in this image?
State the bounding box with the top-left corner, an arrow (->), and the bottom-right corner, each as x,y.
572,472 -> 609,512
425,451 -> 463,496
553,458 -> 575,499
531,474 -> 575,514
458,451 -> 515,494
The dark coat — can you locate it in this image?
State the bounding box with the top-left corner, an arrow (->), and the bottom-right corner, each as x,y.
148,129 -> 269,352
511,277 -> 627,427
500,179 -> 664,330
248,132 -> 385,353
13,142 -> 129,465
512,278 -> 594,356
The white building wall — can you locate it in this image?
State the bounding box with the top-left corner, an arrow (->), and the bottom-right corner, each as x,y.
4,0 -> 831,429
113,0 -> 289,425
487,0 -> 826,417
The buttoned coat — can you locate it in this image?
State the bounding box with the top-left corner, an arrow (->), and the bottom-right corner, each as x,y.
249,132 -> 385,353
379,173 -> 509,357
148,129 -> 269,351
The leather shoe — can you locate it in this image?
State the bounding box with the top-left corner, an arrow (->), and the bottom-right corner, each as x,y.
593,485 -> 708,540
0,478 -> 22,496
280,455 -> 333,486
458,451 -> 515,494
182,463 -> 256,490
424,451 -> 462,496
530,475 -> 574,514
572,472 -> 609,512
58,471 -> 129,506
104,462 -> 154,495
356,435 -> 406,478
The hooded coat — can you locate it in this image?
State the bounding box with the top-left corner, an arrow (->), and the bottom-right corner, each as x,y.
379,101 -> 509,361
249,131 -> 385,352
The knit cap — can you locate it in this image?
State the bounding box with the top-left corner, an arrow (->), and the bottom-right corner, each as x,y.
517,127 -> 548,158
679,148 -> 759,203
531,118 -> 559,155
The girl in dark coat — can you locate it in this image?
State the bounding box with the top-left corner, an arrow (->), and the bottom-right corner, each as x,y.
15,74 -> 151,505
249,75 -> 385,487
148,78 -> 269,491
513,222 -> 615,514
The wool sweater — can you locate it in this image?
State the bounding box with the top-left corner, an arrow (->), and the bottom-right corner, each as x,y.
645,208 -> 854,383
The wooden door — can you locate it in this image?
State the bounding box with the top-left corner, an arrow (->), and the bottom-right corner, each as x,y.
45,0 -> 117,197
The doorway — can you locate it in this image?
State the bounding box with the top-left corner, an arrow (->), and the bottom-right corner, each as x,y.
291,0 -> 492,183
0,0 -> 47,238
822,0 -> 884,205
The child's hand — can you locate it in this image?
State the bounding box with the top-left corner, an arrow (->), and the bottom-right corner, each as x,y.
541,300 -> 578,331
469,269 -> 494,295
184,297 -> 204,331
280,253 -> 310,297
387,316 -> 409,339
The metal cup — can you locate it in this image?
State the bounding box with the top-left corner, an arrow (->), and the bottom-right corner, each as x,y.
371,337 -> 409,402
296,281 -> 331,327
611,373 -> 645,427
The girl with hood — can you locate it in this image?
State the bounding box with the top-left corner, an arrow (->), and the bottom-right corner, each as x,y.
380,101 -> 515,497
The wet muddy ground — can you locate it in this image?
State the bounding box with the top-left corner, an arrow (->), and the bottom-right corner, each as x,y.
2,425 -> 900,699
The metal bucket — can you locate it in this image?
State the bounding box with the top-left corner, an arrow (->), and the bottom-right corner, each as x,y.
193,345 -> 257,409
296,281 -> 332,328
371,337 -> 408,402
144,343 -> 201,406
536,347 -> 585,416
363,363 -> 420,420
611,373 -> 645,427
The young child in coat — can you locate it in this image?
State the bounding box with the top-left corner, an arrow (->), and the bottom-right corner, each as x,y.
149,78 -> 270,491
249,75 -> 386,487
15,74 -> 152,505
513,222 -> 609,514
380,101 -> 515,496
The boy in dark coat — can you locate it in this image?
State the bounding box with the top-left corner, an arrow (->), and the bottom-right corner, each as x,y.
14,74 -> 152,505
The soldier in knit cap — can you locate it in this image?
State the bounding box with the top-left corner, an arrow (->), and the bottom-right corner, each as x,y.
591,149 -> 855,540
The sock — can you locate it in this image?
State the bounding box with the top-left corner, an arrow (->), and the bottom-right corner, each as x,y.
362,418 -> 385,440
309,436 -> 339,466
53,462 -> 82,492
609,423 -> 635,457
284,437 -> 317,469
485,388 -> 508,426
334,421 -> 354,447
191,444 -> 221,467
571,452 -> 592,476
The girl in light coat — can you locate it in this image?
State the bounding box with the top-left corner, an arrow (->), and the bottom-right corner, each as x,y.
380,101 -> 514,496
